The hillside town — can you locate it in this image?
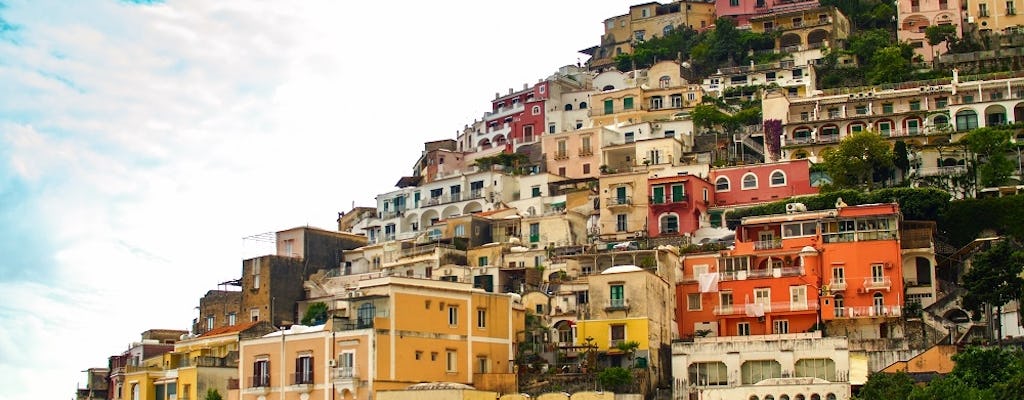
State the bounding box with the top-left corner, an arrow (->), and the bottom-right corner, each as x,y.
74,1 -> 1024,400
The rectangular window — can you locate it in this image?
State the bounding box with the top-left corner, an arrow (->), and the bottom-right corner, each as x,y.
206,316 -> 214,330
448,305 -> 458,326
581,136 -> 592,154
529,223 -> 540,243
651,96 -> 663,109
672,94 -> 683,107
250,308 -> 259,322
531,186 -> 541,197
477,256 -> 488,266
790,286 -> 807,310
623,97 -> 634,109
610,324 -> 626,343
671,185 -> 685,202
882,103 -> 893,114
610,284 -> 625,307
754,288 -> 770,306
477,309 -> 486,329
446,350 -> 457,372
832,266 -> 845,285
616,214 -> 628,231
295,355 -> 313,384
577,291 -> 589,304
737,322 -> 750,336
583,163 -> 591,174
624,131 -> 634,143
720,291 -> 734,312
855,105 -> 868,115
687,293 -> 701,310
729,0 -> 739,6
936,97 -> 948,107
604,99 -> 614,114
910,100 -> 921,111
652,186 -> 665,204
228,313 -> 236,326
253,359 -> 270,387
548,123 -> 556,134
773,320 -> 789,334
477,357 -> 489,373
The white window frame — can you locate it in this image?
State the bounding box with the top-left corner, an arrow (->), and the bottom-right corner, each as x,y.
477,308 -> 486,329
773,319 -> 790,334
769,170 -> 787,187
741,173 -> 758,190
715,177 -> 731,192
687,293 -> 702,311
446,350 -> 457,372
737,322 -> 750,336
448,305 -> 458,326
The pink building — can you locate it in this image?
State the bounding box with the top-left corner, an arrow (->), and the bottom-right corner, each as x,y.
648,173 -> 715,238
710,159 -> 818,208
716,0 -> 819,27
897,0 -> 963,62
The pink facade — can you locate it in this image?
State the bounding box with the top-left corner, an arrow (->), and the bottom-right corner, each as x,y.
897,0 -> 963,62
716,0 -> 819,27
648,174 -> 715,237
710,159 -> 818,207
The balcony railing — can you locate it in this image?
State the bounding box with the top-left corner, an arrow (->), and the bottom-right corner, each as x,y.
605,298 -> 629,310
834,305 -> 902,318
863,277 -> 892,291
579,148 -> 594,157
828,279 -> 847,291
553,151 -> 569,160
713,301 -> 818,315
332,366 -> 359,379
916,165 -> 967,177
292,371 -> 314,385
754,239 -> 782,250
607,196 -> 632,206
650,195 -> 688,205
250,375 -> 270,388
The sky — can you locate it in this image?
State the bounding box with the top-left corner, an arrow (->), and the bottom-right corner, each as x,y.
0,0 -> 632,398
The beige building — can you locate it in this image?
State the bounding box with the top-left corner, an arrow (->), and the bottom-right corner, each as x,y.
671,333 -> 852,400
590,61 -> 703,128
964,0 -> 1024,34
238,277 -> 524,400
597,170 -> 651,242
749,6 -> 852,71
584,1 -> 717,72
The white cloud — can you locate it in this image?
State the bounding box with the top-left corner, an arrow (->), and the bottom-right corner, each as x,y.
0,0 -> 622,398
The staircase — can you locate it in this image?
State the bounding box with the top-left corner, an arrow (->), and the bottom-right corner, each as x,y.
732,132 -> 765,162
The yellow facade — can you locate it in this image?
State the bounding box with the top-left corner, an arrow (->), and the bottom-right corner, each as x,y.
597,171 -> 650,242
238,278 -> 522,400
574,318 -> 652,351
589,1 -> 717,71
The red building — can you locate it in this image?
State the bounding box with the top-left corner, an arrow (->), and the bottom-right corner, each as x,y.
479,82 -> 548,152
710,159 -> 818,208
647,173 -> 715,238
677,203 -> 906,339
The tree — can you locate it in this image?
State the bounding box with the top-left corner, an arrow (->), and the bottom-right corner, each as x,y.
857,371 -> 915,400
821,130 -> 894,190
960,239 -> 1024,342
847,29 -> 895,65
597,367 -> 633,392
962,127 -> 1016,187
926,24 -> 959,50
893,140 -> 911,182
949,346 -> 1024,388
205,388 -> 223,400
301,302 -> 328,325
868,46 -> 914,84
908,375 -> 992,400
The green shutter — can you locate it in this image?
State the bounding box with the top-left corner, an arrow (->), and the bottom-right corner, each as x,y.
652,186 -> 664,204
604,99 -> 614,114
672,185 -> 685,202
623,97 -> 634,109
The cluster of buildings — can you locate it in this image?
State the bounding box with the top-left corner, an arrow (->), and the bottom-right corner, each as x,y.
77,1 -> 1024,400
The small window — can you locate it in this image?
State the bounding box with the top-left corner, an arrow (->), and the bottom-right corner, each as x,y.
742,173 -> 758,189
446,350 -> 457,372
477,309 -> 487,329
532,105 -> 541,115
623,97 -> 634,109
687,293 -> 701,310
448,305 -> 458,326
770,170 -> 786,186
715,177 -> 730,191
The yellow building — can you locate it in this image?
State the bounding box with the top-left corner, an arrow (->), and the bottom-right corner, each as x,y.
597,170 -> 650,243
965,0 -> 1024,34
237,276 -> 524,400
585,1 -> 717,72
590,61 -> 703,128
572,265 -> 676,395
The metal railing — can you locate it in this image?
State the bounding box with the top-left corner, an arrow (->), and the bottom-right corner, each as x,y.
828,279 -> 847,291
606,298 -> 629,309
332,366 -> 359,379
754,239 -> 782,250
834,305 -> 902,318
292,371 -> 314,385
607,196 -> 632,206
250,375 -> 270,388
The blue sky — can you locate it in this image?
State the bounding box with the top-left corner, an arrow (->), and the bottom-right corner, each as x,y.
0,0 -> 624,398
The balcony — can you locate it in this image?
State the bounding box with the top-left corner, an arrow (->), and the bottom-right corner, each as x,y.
381,210 -> 404,219
242,376 -> 271,396
863,277 -> 892,291
650,195 -> 689,205
605,298 -> 630,311
579,148 -> 594,157
753,239 -> 782,250
291,371 -> 314,392
553,151 -> 569,160
606,196 -> 632,207
713,301 -> 819,316
828,279 -> 847,292
834,305 -> 902,318
332,366 -> 360,393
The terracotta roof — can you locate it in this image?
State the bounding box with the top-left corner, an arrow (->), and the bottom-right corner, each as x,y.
199,320 -> 261,338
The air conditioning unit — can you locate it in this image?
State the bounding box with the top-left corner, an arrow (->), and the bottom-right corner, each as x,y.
884,262 -> 893,269
328,359 -> 337,367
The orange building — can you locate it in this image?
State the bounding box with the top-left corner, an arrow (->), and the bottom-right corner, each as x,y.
677,203 -> 906,339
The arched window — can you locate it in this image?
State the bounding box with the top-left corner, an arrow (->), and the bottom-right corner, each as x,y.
663,25 -> 674,36
873,292 -> 885,315
659,75 -> 671,88
579,101 -> 588,109
934,114 -> 949,126
532,105 -> 541,115
741,360 -> 782,384
602,85 -> 615,91
834,295 -> 845,318
565,104 -> 573,111
770,170 -> 787,186
955,109 -> 978,131
660,214 -> 679,234
716,177 -> 730,191
742,173 -> 758,189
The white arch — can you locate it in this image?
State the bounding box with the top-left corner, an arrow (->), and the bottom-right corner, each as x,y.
741,172 -> 759,190
715,176 -> 731,192
769,169 -> 787,187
